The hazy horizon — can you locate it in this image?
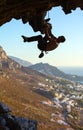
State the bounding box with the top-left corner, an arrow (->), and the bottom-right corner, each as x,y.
9,54 -> 83,68
9,54 -> 83,76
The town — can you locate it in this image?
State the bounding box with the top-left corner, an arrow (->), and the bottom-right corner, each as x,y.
37,76 -> 83,130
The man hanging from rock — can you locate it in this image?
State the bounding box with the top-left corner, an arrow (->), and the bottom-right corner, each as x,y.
21,34 -> 66,58
22,11 -> 66,58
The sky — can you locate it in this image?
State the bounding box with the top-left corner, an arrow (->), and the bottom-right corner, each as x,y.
0,7 -> 83,67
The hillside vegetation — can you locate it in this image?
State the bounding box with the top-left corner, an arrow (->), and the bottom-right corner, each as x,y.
0,47 -> 82,130
0,70 -> 68,130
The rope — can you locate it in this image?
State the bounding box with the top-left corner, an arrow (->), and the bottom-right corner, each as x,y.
48,11 -> 49,19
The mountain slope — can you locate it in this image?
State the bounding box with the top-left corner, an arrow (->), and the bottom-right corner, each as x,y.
9,56 -> 32,67
29,62 -> 83,82
0,46 -> 82,130
29,62 -> 66,77
0,46 -> 21,69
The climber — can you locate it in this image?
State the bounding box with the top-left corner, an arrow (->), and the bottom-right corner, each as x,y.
21,34 -> 66,58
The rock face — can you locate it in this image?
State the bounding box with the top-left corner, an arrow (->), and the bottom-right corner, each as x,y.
0,46 -> 7,60
0,102 -> 37,130
0,0 -> 83,28
0,46 -> 21,69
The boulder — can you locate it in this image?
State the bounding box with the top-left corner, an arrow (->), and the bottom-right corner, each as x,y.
0,102 -> 37,130
0,102 -> 11,114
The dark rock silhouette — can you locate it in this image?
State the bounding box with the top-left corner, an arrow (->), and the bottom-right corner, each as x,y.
0,0 -> 83,27
0,102 -> 37,130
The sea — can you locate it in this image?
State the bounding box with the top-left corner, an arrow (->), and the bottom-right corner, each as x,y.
58,67 -> 83,84
58,67 -> 83,76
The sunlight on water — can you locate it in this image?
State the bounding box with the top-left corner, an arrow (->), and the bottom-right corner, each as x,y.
58,67 -> 83,76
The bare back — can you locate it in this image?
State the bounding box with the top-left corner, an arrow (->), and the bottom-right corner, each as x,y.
45,38 -> 59,51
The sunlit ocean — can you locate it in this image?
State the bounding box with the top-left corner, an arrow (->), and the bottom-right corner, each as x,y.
58,67 -> 83,76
